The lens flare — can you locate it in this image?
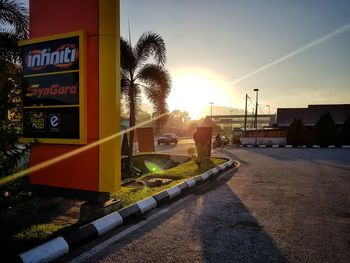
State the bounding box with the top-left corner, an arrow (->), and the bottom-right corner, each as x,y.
0,112 -> 169,186
144,160 -> 163,173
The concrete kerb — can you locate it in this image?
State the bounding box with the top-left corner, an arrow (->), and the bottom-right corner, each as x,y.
237,144 -> 350,149
18,159 -> 237,263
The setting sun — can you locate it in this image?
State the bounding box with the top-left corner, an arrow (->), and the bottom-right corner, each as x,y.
167,67 -> 239,120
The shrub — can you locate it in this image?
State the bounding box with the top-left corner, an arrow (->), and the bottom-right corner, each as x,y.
187,141 -> 210,168
287,118 -> 310,147
339,116 -> 350,145
0,63 -> 34,209
312,112 -> 338,147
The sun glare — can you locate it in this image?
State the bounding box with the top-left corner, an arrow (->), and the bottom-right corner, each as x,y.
167,67 -> 239,120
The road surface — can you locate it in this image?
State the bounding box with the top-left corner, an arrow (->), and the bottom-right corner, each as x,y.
63,148 -> 350,263
155,138 -> 195,155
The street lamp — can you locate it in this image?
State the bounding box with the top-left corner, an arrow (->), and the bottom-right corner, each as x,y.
253,89 -> 259,128
209,102 -> 214,118
230,110 -> 234,134
253,89 -> 259,146
266,104 -> 270,115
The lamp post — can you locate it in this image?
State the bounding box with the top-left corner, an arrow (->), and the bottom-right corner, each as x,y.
266,104 -> 270,115
253,89 -> 259,146
209,102 -> 214,118
230,110 -> 234,134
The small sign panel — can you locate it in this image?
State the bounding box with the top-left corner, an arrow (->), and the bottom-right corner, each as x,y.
24,108 -> 79,139
20,31 -> 85,144
49,114 -> 60,132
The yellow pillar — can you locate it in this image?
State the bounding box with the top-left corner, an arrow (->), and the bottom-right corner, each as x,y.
99,0 -> 120,192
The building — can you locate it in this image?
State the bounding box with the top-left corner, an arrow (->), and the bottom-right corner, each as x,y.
208,104 -> 350,146
207,114 -> 276,133
277,104 -> 350,128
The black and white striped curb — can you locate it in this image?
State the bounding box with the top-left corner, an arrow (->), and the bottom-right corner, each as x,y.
18,160 -> 237,263
239,144 -> 350,148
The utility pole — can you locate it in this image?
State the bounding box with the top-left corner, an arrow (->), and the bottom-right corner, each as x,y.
244,94 -> 248,135
230,110 -> 234,135
209,102 -> 214,118
254,89 -> 259,146
266,104 -> 271,127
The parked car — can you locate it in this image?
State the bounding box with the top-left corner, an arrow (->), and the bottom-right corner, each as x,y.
157,133 -> 178,145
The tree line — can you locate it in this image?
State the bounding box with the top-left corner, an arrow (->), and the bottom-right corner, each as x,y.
287,113 -> 350,147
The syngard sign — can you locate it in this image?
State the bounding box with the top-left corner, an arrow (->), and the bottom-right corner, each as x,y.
20,31 -> 86,144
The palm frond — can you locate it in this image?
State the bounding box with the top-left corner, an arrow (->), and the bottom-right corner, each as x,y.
120,37 -> 136,71
135,31 -> 166,67
121,71 -> 130,95
0,0 -> 28,39
0,31 -> 19,63
138,64 -> 171,115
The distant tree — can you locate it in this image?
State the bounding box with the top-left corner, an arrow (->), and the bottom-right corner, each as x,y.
339,116 -> 350,145
201,117 -> 222,135
120,32 -> 171,170
312,112 -> 338,147
136,109 -> 152,127
182,111 -> 191,122
186,120 -> 200,137
163,110 -> 192,136
287,118 -> 310,147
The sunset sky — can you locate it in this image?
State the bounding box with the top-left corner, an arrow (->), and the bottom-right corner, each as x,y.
20,0 -> 350,119
121,0 -> 350,119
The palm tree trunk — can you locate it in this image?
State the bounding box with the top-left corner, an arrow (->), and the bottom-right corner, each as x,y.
127,84 -> 136,171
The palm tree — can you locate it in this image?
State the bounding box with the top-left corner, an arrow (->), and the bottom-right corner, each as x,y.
0,0 -> 29,63
0,0 -> 29,180
121,32 -> 171,170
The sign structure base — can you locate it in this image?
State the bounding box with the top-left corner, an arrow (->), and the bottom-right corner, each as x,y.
31,184 -> 110,203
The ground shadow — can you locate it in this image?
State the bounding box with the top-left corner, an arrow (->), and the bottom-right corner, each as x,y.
192,172 -> 287,262
69,167 -> 288,263
0,197 -> 82,262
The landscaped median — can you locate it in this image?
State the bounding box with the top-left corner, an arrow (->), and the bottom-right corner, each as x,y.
18,158 -> 237,263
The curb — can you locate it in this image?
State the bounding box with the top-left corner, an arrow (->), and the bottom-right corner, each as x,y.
18,160 -> 237,263
239,144 -> 350,149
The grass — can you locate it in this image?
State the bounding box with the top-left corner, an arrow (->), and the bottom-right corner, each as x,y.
113,157 -> 226,207
13,223 -> 70,242
3,222 -> 78,261
142,157 -> 225,180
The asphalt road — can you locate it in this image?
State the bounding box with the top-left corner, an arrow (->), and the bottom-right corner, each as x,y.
64,148 -> 350,263
155,138 -> 195,155
154,138 -> 223,156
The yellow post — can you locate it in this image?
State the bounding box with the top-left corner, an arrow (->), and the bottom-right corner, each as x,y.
99,0 -> 120,192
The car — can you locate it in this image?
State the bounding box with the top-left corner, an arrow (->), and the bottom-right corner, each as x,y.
157,133 -> 178,145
